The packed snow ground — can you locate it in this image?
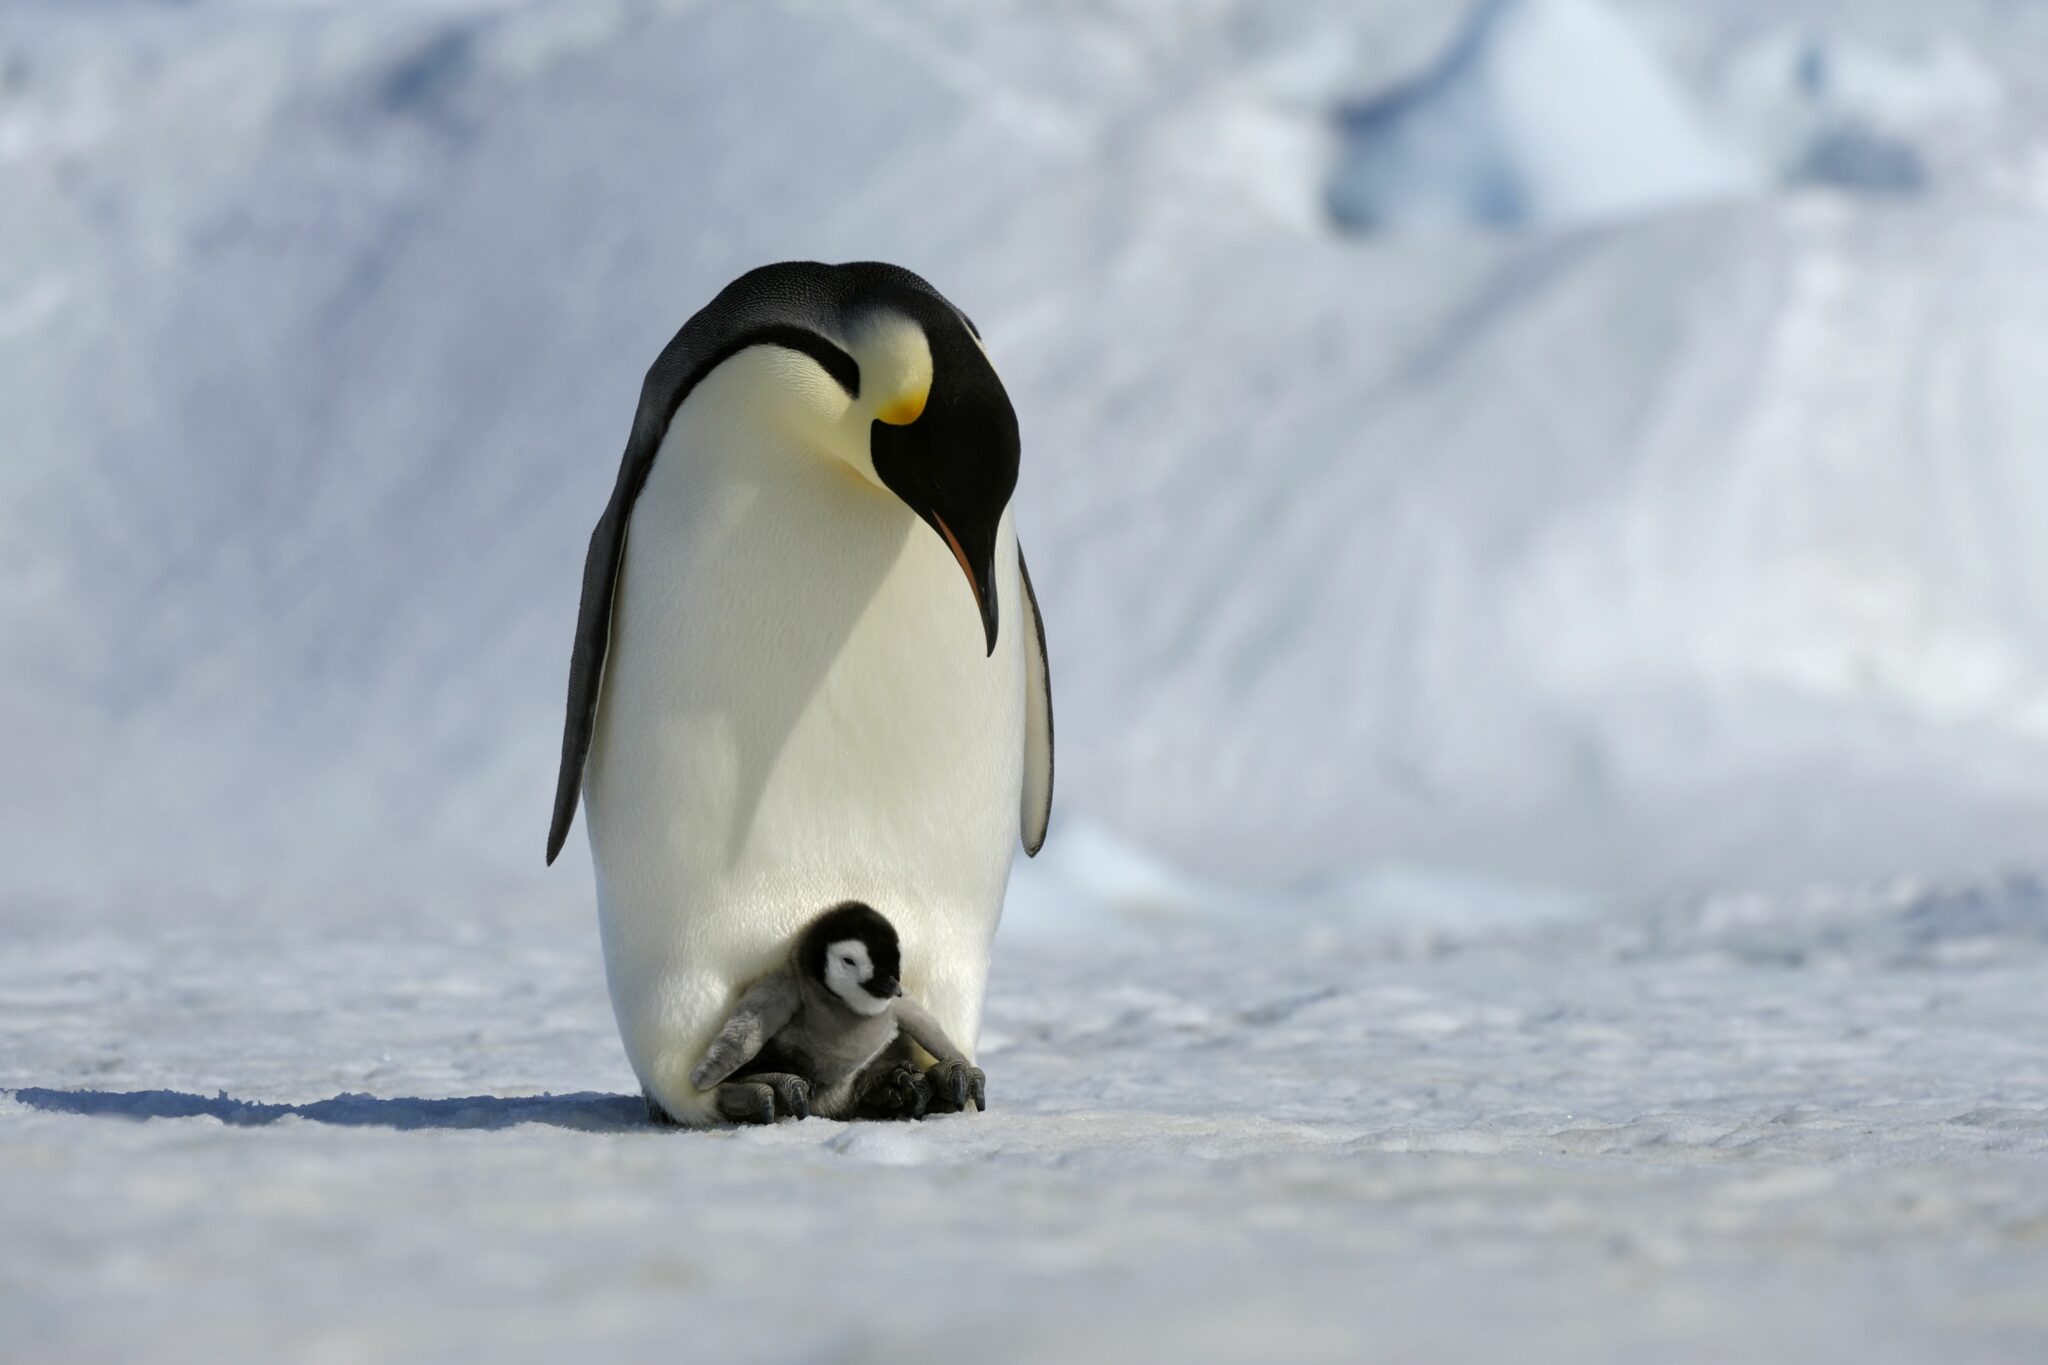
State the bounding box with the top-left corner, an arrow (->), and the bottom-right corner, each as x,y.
6,879 -> 2048,1362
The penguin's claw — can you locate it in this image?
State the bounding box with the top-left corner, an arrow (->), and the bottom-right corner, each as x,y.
923,1061 -> 986,1115
714,1081 -> 779,1125
856,1057 -> 931,1121
769,1074 -> 810,1121
711,1074 -> 810,1124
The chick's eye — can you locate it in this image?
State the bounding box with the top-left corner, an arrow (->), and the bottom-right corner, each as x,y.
841,956 -> 855,967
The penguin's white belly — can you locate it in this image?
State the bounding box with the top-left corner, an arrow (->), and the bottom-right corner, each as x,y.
584,403 -> 1025,1124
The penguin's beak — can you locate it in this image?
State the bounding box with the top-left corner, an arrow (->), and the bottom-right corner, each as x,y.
866,327 -> 1020,658
927,511 -> 1002,657
868,975 -> 902,1000
872,421 -> 1007,657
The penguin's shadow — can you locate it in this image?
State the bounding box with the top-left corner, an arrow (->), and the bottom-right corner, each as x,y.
7,1086 -> 655,1134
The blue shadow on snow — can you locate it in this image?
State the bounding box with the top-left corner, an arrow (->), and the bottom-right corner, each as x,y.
6,1087 -> 651,1133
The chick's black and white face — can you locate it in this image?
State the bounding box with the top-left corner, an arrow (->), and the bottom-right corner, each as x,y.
799,900 -> 904,1013
821,937 -> 898,1016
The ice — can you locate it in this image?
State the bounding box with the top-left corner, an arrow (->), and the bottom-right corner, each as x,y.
1714,28 -> 2006,195
6,882 -> 2048,1361
9,1 -> 2048,911
1327,0 -> 1759,232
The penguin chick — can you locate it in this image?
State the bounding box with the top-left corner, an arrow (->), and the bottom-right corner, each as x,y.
685,902 -> 987,1124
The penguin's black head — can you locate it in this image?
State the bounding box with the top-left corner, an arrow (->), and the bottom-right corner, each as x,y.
697,262 -> 1018,655
625,261 -> 1019,652
799,901 -> 904,1015
848,272 -> 1019,658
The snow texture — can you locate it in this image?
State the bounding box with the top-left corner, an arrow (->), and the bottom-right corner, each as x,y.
6,887 -> 2048,1363
7,0 -> 2048,1359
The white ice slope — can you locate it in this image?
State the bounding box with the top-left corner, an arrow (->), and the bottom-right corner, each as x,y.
6,0 -> 2048,918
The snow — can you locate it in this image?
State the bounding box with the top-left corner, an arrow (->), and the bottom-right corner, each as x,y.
8,0 -> 2048,1357
1326,0 -> 1761,232
7,887 -> 2048,1361
8,0 -> 2048,909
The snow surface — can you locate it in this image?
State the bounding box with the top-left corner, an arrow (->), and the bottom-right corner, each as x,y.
8,1 -> 2048,1359
6,885 -> 2048,1362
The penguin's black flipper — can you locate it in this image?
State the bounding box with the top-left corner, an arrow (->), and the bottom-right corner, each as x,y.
1018,544 -> 1054,856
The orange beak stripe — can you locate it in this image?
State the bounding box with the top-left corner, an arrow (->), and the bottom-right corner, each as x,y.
930,512 -> 982,613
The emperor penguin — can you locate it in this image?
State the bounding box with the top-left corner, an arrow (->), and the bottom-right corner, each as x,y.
545,261 -> 1053,1127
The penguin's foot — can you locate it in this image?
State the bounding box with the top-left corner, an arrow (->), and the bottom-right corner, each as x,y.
714,1081 -> 781,1125
644,1089 -> 682,1129
746,1071 -> 811,1121
854,1057 -> 931,1121
923,1060 -> 986,1115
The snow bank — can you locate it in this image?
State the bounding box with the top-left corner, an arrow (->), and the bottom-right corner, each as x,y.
1326,0 -> 1758,232
6,0 -> 2048,921
1716,28 -> 2006,196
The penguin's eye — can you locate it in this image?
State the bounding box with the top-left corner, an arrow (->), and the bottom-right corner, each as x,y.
841,956 -> 855,968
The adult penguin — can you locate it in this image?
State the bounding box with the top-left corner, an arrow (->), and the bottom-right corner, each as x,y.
547,261 -> 1052,1126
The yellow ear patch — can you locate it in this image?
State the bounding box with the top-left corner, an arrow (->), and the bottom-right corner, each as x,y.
876,387 -> 928,426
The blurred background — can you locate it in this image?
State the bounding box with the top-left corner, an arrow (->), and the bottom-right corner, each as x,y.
8,0 -> 2048,931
